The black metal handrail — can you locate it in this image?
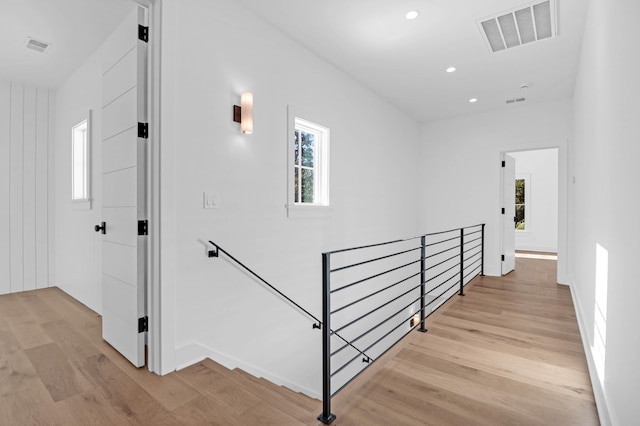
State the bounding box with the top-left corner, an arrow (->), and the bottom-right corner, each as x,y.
207,241 -> 374,370
317,224 -> 485,424
208,241 -> 321,326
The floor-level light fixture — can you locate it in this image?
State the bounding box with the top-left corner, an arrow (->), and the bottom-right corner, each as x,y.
233,92 -> 253,134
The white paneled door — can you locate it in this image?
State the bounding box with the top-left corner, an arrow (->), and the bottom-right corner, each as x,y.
98,6 -> 148,368
502,154 -> 516,275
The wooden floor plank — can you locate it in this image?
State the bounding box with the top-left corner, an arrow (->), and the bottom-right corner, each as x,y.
171,394 -> 244,425
427,322 -> 588,372
15,291 -> 62,324
392,350 -> 597,425
40,319 -> 103,368
0,317 -> 22,355
175,361 -> 262,416
235,400 -> 307,426
0,349 -> 50,399
5,316 -> 53,350
201,360 -> 319,423
24,342 -> 92,402
53,389 -> 137,426
435,312 -> 585,355
0,387 -> 65,426
0,293 -> 27,319
81,353 -> 180,425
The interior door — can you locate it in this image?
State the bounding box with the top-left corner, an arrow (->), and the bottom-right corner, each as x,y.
98,6 -> 148,367
502,154 -> 516,275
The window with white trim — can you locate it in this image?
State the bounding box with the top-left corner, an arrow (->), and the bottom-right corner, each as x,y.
287,109 -> 330,216
72,119 -> 89,201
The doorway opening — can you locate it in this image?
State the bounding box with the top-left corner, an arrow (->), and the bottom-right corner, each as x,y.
501,148 -> 559,275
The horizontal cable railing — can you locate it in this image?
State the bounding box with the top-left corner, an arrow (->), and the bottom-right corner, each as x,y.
317,224 -> 485,424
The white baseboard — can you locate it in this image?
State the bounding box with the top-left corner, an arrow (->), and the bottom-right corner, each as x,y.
515,244 -> 557,253
175,342 -> 321,400
568,280 -> 613,426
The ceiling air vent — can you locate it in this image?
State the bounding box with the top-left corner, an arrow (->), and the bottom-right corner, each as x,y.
25,37 -> 51,54
478,0 -> 556,53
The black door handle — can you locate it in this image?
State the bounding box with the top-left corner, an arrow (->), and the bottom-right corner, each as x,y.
94,222 -> 106,234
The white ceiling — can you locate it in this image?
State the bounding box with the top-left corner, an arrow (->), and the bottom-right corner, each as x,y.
237,0 -> 589,122
0,0 -> 588,123
0,0 -> 134,89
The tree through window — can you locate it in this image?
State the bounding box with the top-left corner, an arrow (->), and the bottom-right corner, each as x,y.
515,178 -> 525,230
294,127 -> 316,203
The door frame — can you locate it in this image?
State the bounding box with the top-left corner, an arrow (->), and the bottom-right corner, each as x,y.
142,0 -> 178,376
498,146 -> 565,283
134,0 -> 162,374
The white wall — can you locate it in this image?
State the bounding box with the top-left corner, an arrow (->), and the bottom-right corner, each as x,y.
569,0 -> 640,424
159,0 -> 421,395
511,149 -> 558,252
418,100 -> 570,281
0,81 -> 54,295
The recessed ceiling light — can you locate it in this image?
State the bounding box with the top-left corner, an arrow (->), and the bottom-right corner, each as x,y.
469,98 -> 478,103
446,67 -> 456,73
405,10 -> 419,20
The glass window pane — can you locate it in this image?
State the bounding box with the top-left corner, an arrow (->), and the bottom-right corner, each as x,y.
294,130 -> 300,165
72,122 -> 88,200
72,139 -> 82,198
301,168 -> 314,203
294,167 -> 299,203
515,179 -> 525,204
515,205 -> 525,229
301,131 -> 315,167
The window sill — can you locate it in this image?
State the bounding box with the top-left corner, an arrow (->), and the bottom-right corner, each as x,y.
72,199 -> 92,210
286,204 -> 332,219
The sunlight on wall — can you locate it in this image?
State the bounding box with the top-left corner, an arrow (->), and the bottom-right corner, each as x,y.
592,243 -> 608,386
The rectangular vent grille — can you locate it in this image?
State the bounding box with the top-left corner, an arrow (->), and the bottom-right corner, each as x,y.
506,98 -> 526,104
25,37 -> 51,54
478,0 -> 556,53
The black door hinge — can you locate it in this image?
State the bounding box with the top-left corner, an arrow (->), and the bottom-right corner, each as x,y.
138,220 -> 148,236
501,160 -> 506,167
138,25 -> 149,42
138,316 -> 148,333
501,208 -> 505,214
501,255 -> 505,261
138,122 -> 148,139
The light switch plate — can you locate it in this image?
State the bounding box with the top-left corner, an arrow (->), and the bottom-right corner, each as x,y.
203,192 -> 220,209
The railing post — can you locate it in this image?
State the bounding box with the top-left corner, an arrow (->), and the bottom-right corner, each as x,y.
459,228 -> 465,296
418,235 -> 427,333
480,224 -> 485,276
318,253 -> 336,424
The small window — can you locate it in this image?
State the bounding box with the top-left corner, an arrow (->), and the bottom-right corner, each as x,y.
515,178 -> 525,230
287,107 -> 330,217
71,113 -> 91,207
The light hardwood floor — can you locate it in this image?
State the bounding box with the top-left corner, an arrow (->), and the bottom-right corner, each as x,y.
0,256 -> 599,425
332,256 -> 599,425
